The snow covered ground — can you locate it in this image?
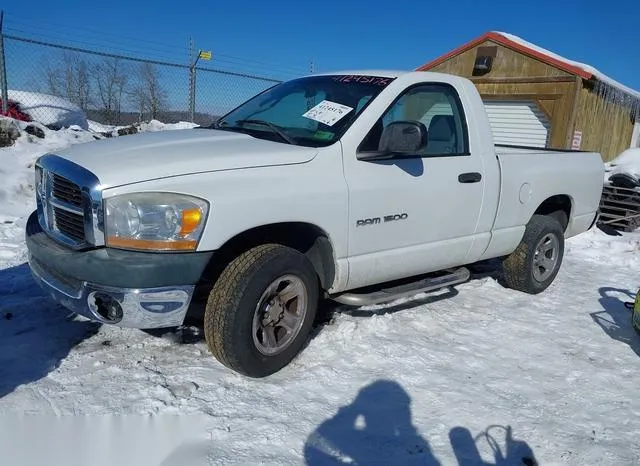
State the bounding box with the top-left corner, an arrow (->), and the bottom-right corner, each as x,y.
1,124 -> 640,465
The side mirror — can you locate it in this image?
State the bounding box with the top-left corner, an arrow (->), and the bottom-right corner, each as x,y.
378,121 -> 427,155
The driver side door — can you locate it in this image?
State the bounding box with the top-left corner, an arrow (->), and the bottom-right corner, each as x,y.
341,83 -> 486,290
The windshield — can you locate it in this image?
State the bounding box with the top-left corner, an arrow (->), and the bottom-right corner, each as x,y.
213,74 -> 396,147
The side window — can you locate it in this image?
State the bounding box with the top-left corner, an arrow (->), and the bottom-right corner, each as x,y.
360,84 -> 468,155
355,95 -> 373,113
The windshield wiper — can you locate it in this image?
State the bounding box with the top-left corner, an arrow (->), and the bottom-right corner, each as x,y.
235,119 -> 296,145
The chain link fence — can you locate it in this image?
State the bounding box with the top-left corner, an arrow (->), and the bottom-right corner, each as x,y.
0,34 -> 283,131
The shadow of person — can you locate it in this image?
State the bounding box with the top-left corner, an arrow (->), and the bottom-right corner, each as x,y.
0,263 -> 101,398
304,380 -> 440,465
449,425 -> 537,466
590,287 -> 640,358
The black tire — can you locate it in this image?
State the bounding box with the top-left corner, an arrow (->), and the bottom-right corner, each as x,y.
501,214 -> 565,294
548,209 -> 568,233
204,244 -> 319,377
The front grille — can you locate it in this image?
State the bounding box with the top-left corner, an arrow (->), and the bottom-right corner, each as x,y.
53,207 -> 85,242
52,174 -> 83,207
36,154 -> 103,248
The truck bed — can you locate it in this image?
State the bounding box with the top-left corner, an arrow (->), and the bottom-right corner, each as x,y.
493,144 -> 604,240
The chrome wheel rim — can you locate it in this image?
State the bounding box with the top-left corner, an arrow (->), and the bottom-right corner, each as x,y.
252,275 -> 308,356
533,233 -> 559,282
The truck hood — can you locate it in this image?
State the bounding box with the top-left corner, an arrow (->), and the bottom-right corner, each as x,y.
52,128 -> 319,188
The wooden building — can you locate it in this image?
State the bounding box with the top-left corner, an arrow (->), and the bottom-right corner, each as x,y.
416,32 -> 640,161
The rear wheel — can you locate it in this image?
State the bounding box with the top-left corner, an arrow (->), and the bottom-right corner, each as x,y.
204,244 -> 319,377
501,214 -> 565,294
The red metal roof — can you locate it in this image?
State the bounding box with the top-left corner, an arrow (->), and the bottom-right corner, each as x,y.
415,32 -> 593,80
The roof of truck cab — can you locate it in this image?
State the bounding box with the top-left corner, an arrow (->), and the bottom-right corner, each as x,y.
309,70 -> 409,78
302,70 -> 475,89
305,70 -> 467,82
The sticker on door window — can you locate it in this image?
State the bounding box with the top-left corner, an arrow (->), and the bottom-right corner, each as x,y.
302,100 -> 353,126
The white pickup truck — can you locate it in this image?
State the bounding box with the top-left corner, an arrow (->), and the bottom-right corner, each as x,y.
26,70 -> 604,377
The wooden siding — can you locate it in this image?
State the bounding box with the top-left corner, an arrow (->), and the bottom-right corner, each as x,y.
428,40 -> 572,78
424,38 -> 637,159
573,84 -> 635,161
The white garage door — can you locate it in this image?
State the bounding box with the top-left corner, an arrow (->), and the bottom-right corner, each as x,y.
482,101 -> 551,148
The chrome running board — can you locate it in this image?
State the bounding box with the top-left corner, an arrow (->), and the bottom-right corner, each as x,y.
331,267 -> 470,306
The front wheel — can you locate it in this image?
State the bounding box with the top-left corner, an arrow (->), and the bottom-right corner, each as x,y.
204,244 -> 319,377
501,214 -> 565,294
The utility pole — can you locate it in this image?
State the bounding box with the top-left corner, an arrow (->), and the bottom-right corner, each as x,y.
188,37 -> 211,123
0,10 -> 9,115
189,39 -> 212,123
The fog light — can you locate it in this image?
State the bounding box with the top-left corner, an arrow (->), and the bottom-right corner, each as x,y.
89,292 -> 124,323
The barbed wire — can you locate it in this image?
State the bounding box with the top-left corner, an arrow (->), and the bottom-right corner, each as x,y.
4,14 -> 311,76
5,29 -> 305,81
6,34 -> 283,82
5,17 -> 190,54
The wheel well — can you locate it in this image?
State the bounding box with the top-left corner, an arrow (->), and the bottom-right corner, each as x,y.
200,222 -> 335,292
534,195 -> 572,231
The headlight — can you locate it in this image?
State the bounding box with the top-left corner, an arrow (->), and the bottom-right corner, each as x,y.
105,192 -> 209,251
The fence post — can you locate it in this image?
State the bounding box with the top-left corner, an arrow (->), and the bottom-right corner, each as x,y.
188,37 -> 195,123
189,51 -> 202,123
189,66 -> 196,123
0,11 -> 9,115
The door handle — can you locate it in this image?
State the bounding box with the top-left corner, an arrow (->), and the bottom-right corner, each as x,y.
458,172 -> 482,183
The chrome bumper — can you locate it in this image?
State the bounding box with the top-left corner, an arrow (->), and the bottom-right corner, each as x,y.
29,254 -> 195,329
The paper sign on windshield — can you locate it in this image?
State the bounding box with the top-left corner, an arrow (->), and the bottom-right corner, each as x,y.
302,100 -> 353,127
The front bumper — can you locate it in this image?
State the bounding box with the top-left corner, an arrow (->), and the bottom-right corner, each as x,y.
25,211 -> 213,328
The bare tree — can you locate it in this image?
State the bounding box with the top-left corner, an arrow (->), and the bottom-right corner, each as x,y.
131,62 -> 168,121
44,52 -> 92,111
91,57 -> 128,125
129,83 -> 148,124
145,63 -> 168,120
44,60 -> 61,96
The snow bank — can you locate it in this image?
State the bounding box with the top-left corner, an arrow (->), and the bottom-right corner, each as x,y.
137,119 -> 199,132
87,119 -> 198,136
87,119 -> 121,133
0,120 -> 97,219
7,90 -> 89,130
492,32 -> 640,101
604,147 -> 640,181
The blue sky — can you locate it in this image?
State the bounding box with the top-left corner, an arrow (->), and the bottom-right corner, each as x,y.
3,0 -> 639,115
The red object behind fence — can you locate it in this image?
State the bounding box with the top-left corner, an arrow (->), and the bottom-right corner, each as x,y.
0,99 -> 32,122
